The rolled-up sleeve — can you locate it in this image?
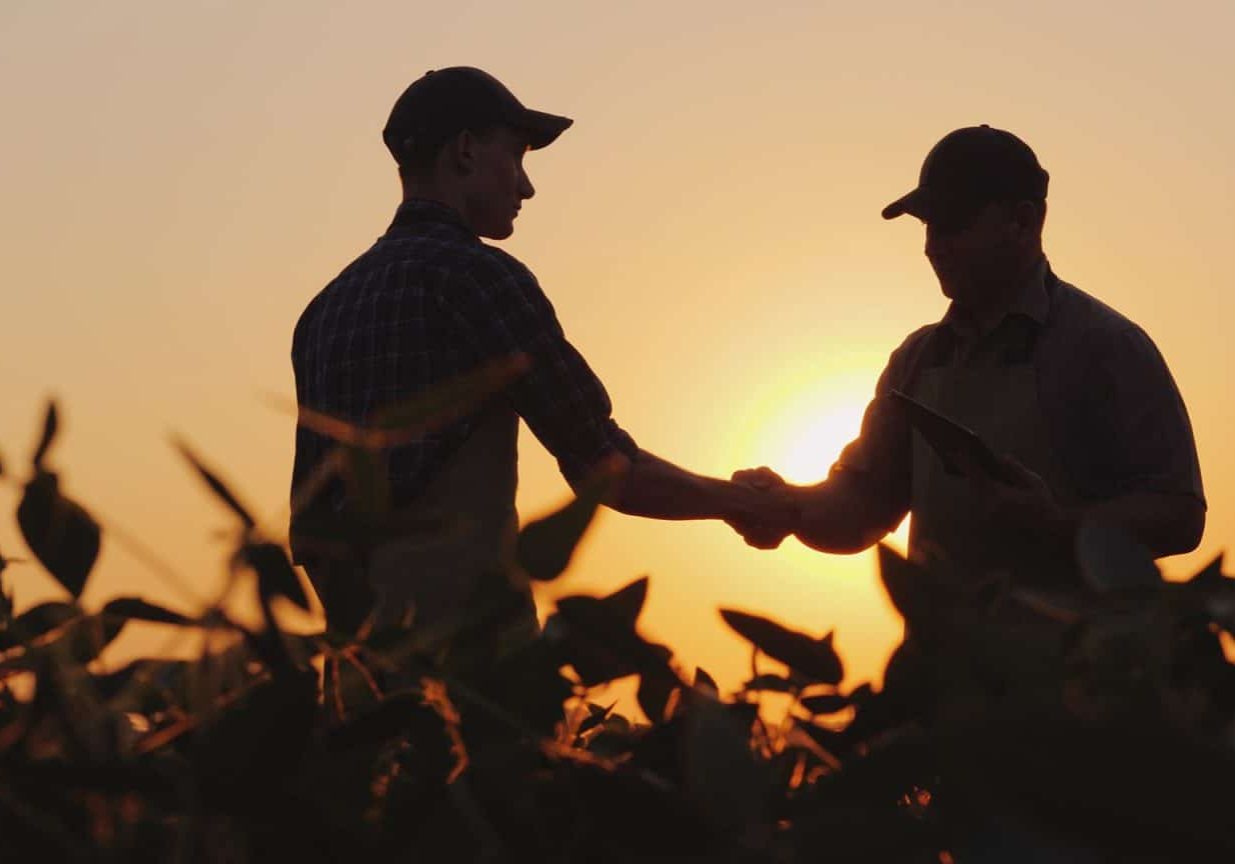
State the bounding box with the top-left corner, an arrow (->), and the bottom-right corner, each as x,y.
825,331 -> 924,540
438,250 -> 638,488
1077,325 -> 1205,503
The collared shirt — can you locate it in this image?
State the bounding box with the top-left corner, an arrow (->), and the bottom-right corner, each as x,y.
290,198 -> 637,530
828,261 -> 1205,539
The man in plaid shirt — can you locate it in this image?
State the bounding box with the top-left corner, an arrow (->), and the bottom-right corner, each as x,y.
291,67 -> 782,633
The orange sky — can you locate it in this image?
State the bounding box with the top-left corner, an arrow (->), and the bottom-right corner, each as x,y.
2,1 -> 1233,703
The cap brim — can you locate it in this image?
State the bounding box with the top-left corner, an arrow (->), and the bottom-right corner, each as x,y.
521,109 -> 573,149
881,187 -> 930,220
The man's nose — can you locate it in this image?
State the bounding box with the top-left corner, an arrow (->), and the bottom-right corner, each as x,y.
519,168 -> 535,200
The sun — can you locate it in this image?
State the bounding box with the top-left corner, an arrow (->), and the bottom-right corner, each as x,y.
757,386 -> 870,485
738,368 -> 912,553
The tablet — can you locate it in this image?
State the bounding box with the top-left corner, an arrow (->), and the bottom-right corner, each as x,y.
889,389 -> 1022,485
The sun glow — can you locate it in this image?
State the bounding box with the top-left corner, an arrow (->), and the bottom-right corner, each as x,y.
753,375 -> 912,555
758,384 -> 869,485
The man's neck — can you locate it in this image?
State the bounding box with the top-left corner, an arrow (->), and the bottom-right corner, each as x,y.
401,184 -> 470,227
951,256 -> 1045,336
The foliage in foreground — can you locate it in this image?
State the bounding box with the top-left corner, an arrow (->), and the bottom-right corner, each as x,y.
0,398 -> 1233,863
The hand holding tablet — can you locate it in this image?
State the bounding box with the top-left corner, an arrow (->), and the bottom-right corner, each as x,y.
889,389 -> 1026,486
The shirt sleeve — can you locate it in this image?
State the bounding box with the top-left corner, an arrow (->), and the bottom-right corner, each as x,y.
824,330 -> 925,540
1075,324 -> 1205,503
437,250 -> 638,488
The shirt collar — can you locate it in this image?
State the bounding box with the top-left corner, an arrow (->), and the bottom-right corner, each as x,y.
940,257 -> 1051,337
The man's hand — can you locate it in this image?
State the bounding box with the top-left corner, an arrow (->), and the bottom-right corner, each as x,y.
967,452 -> 1067,542
727,466 -> 797,549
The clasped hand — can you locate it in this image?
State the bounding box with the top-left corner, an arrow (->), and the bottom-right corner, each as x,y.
726,466 -> 799,549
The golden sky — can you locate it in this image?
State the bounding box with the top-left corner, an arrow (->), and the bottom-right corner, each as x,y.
2,0 -> 1233,701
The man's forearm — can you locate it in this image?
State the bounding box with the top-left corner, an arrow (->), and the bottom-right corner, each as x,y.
791,476 -> 900,554
1046,491 -> 1205,559
609,449 -> 763,522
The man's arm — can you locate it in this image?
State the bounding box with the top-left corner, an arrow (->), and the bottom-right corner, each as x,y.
727,466 -> 907,553
1022,321 -> 1207,559
444,253 -> 784,528
605,450 -> 791,526
976,457 -> 1205,559
728,340 -> 921,551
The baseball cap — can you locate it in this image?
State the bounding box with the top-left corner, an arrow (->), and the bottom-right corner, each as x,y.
382,66 -> 573,166
881,125 -> 1049,229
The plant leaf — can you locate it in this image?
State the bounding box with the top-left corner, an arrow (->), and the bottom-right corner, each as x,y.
719,609 -> 843,685
742,673 -> 797,694
32,400 -> 58,469
800,692 -> 851,715
241,542 -> 310,612
0,600 -> 80,649
516,462 -> 618,582
17,472 -> 100,599
102,597 -> 196,627
694,666 -> 719,695
554,590 -> 677,688
603,576 -> 648,625
173,439 -> 256,530
877,542 -> 933,626
1190,552 -> 1225,586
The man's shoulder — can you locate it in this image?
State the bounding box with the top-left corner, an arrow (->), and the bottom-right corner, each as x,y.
1049,274 -> 1143,340
866,322 -> 945,393
464,242 -> 538,287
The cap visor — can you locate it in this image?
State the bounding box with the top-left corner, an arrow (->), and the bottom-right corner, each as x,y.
882,188 -> 932,220
522,109 -> 573,149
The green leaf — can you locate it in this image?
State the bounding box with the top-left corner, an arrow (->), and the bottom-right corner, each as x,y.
1190,552 -> 1225,586
694,666 -> 719,695
0,561 -> 12,627
375,353 -> 531,439
17,472 -> 100,599
800,692 -> 851,715
516,465 -> 616,582
576,701 -> 616,737
877,542 -> 933,627
102,596 -> 196,627
742,673 -> 797,694
240,542 -> 310,612
719,609 -> 843,685
554,586 -> 678,689
31,400 -> 58,469
173,439 -> 256,530
1076,519 -> 1160,593
683,691 -> 771,837
637,674 -> 680,724
0,600 -> 80,648
603,575 -> 648,625
63,612 -> 126,665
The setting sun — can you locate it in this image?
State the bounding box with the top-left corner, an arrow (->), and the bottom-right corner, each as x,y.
760,387 -> 867,485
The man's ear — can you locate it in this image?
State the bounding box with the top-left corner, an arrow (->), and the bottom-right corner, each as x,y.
1012,199 -> 1046,236
444,129 -> 478,177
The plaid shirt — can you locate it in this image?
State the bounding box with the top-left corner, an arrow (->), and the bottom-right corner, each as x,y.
291,198 -> 637,532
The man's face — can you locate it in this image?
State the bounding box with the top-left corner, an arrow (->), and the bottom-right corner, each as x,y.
923,201 -> 1024,306
462,126 -> 536,240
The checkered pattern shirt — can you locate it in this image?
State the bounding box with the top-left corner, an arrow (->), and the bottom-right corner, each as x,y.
290,198 -> 637,533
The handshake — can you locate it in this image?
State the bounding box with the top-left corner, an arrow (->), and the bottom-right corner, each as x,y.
725,466 -> 803,550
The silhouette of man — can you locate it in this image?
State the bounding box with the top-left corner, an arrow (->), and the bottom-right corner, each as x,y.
291,67 -> 782,634
730,126 -> 1204,584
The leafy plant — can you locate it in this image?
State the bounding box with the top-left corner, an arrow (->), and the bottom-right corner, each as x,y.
0,396 -> 1231,863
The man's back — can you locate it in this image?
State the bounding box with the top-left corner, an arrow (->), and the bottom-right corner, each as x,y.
291,198 -> 637,551
292,199 -> 487,527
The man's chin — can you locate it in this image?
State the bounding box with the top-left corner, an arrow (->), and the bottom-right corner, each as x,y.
478,221 -> 515,241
